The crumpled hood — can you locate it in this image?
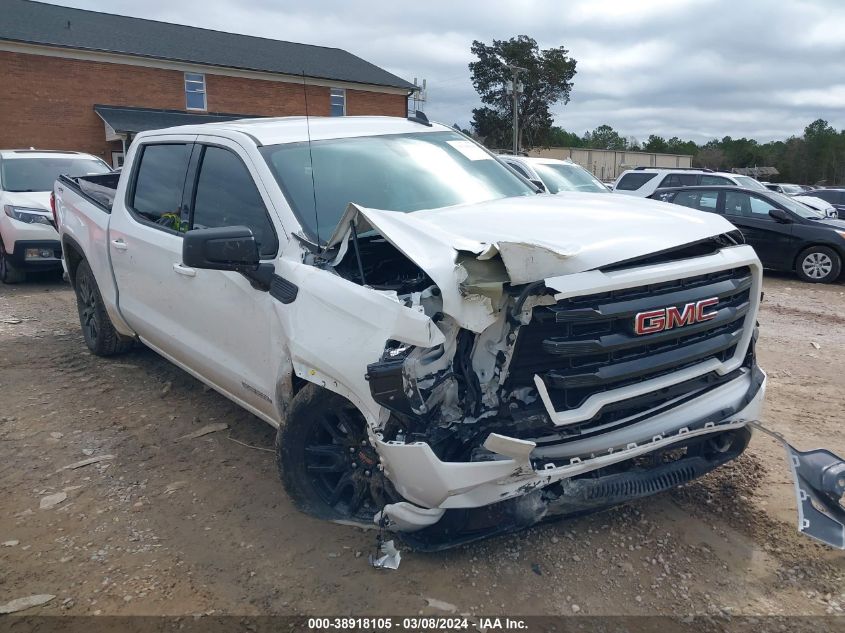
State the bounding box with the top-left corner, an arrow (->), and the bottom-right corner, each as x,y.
2,190 -> 51,211
331,193 -> 736,283
329,193 -> 738,332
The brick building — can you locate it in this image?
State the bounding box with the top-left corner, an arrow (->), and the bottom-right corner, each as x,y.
0,0 -> 415,167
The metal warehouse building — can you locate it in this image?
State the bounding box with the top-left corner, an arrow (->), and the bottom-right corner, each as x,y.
529,147 -> 693,181
0,0 -> 416,167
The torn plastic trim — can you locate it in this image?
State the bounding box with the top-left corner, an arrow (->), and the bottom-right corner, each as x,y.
533,368 -> 764,461
376,417 -> 755,511
750,421 -> 845,549
375,503 -> 446,532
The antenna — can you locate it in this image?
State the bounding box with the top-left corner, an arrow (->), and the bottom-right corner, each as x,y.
302,71 -> 320,247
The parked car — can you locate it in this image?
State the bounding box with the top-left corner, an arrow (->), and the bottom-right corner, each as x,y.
612,167 -> 768,197
54,116 -> 841,550
499,156 -> 608,194
808,188 -> 845,220
0,149 -> 110,283
792,194 -> 838,218
765,183 -> 805,195
650,185 -> 845,283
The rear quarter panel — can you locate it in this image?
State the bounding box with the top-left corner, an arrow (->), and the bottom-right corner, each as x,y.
55,179 -> 134,337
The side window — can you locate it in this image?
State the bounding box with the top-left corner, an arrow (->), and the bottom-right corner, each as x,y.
678,174 -> 699,186
700,175 -> 731,185
616,172 -> 657,191
749,195 -> 776,217
659,174 -> 681,188
330,88 -> 346,117
816,190 -> 842,204
130,144 -> 192,231
725,191 -> 774,218
185,73 -> 207,111
190,146 -> 279,257
673,190 -> 720,212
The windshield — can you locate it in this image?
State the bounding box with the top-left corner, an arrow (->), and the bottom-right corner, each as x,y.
733,175 -> 768,191
769,191 -> 825,219
0,156 -> 110,192
780,184 -> 804,195
532,162 -> 608,193
260,131 -> 535,242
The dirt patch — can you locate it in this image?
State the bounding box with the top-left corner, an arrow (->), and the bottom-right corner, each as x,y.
1,273 -> 844,618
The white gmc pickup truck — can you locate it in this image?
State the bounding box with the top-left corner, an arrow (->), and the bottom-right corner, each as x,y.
55,115 -> 845,550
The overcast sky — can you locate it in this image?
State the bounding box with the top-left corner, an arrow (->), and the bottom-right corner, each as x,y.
55,0 -> 845,143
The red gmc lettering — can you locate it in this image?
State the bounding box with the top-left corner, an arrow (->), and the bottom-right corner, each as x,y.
634,297 -> 719,335
634,309 -> 666,335
665,304 -> 696,329
695,297 -> 719,322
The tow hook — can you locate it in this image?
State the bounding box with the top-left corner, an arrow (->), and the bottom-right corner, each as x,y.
749,421 -> 845,549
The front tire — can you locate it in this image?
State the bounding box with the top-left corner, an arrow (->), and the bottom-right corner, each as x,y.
795,246 -> 841,283
0,243 -> 25,284
74,260 -> 134,356
275,384 -> 394,524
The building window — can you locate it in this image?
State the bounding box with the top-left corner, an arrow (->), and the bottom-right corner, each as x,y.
185,73 -> 207,110
330,88 -> 346,116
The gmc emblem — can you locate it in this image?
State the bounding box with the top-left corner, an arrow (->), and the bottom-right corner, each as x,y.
634,297 -> 719,335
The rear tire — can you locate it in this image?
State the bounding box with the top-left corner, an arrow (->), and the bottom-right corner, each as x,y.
275,383 -> 394,524
0,243 -> 25,284
74,259 -> 134,356
795,246 -> 841,283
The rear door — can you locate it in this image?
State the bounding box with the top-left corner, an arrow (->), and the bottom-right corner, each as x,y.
109,140 -> 196,354
722,190 -> 796,269
670,188 -> 722,214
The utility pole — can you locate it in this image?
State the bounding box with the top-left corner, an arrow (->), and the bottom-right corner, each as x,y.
506,65 -> 527,155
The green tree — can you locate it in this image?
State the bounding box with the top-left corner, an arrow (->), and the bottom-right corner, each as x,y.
584,124 -> 626,150
694,144 -> 727,170
804,119 -> 837,183
643,135 -> 668,153
469,35 -> 577,150
546,126 -> 584,147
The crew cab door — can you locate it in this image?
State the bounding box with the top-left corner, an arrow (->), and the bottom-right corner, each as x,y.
168,137 -> 285,421
109,137 -> 284,422
722,190 -> 796,269
109,140 -> 197,353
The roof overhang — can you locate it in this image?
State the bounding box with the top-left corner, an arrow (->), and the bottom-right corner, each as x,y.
93,104 -> 262,137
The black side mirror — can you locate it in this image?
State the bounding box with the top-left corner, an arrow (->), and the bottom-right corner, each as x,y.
183,226 -> 259,270
183,226 -> 273,290
769,208 -> 792,223
529,179 -> 546,192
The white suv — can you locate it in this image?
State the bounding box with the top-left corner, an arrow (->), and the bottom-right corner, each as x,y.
612,167 -> 768,197
1,149 -> 110,283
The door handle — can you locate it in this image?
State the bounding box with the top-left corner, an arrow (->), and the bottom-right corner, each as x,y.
172,263 -> 196,277
111,239 -> 127,251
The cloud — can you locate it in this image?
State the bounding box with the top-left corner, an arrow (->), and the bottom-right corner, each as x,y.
55,0 -> 845,142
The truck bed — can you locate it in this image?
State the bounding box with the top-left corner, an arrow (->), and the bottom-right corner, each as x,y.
58,172 -> 121,212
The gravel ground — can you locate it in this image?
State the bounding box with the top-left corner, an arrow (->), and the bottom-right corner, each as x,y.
1,271 -> 844,623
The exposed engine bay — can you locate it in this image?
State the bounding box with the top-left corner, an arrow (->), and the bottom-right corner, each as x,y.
296,201 -> 844,551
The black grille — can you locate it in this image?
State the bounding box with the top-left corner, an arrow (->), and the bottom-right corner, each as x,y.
506,266 -> 752,414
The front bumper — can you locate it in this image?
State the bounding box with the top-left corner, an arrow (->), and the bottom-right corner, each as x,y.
8,239 -> 62,270
376,368 -> 766,520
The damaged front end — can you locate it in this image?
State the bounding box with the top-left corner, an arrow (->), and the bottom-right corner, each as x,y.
320,202 -> 845,551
